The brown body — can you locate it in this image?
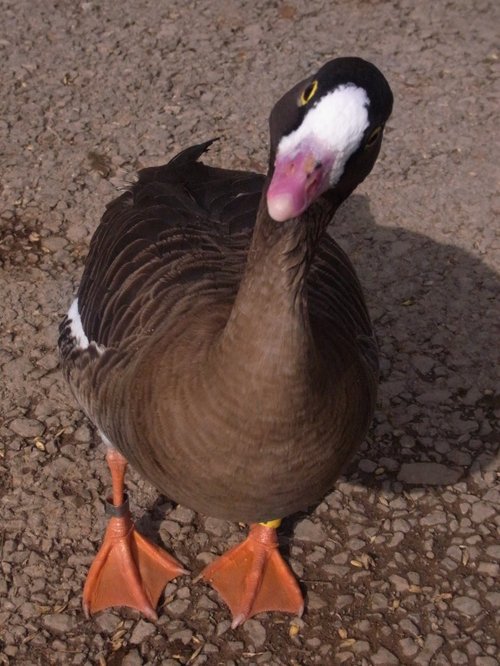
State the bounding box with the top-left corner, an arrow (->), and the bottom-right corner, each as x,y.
60,143 -> 378,522
59,58 -> 393,624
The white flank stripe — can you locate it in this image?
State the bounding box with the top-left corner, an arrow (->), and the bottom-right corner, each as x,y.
67,298 -> 90,349
99,431 -> 113,448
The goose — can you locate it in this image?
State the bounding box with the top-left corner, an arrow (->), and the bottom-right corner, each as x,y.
59,57 -> 393,627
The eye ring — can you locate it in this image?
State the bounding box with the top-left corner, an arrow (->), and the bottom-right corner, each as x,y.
365,126 -> 382,148
299,80 -> 318,106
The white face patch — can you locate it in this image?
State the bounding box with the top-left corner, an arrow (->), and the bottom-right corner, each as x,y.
276,84 -> 370,187
67,298 -> 90,349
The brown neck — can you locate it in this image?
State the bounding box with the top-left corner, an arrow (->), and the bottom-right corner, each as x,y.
217,185 -> 335,385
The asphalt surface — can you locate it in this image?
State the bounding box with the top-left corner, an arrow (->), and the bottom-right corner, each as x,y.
1,1 -> 499,664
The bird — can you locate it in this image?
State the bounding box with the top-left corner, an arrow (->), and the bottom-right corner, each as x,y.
59,56 -> 393,628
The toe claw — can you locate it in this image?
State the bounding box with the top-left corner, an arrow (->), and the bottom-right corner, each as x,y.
231,613 -> 246,629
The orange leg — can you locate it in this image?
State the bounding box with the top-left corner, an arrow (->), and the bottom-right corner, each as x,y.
83,449 -> 187,620
198,521 -> 303,627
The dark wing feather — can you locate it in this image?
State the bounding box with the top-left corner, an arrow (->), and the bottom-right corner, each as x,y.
60,139 -> 376,398
75,141 -> 264,348
58,139 -> 378,519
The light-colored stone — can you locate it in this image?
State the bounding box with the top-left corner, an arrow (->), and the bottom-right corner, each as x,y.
294,518 -> 325,542
389,574 -> 408,592
307,591 -> 327,609
400,618 -> 420,636
167,599 -> 190,616
485,592 -> 500,608
470,502 -> 496,523
421,510 -> 447,526
129,619 -> 156,644
414,634 -> 444,665
42,613 -> 76,633
95,612 -> 120,633
204,516 -> 228,536
398,462 -> 462,485
371,646 -> 399,664
352,640 -> 370,654
371,593 -> 388,610
400,637 -> 419,658
486,545 -> 500,560
169,628 -> 193,645
122,650 -> 143,666
242,619 -> 266,648
9,417 -> 44,438
452,596 -> 482,616
477,561 -> 499,576
393,518 -> 411,532
169,506 -> 195,524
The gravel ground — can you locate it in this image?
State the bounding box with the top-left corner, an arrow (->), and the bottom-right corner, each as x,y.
1,0 -> 499,664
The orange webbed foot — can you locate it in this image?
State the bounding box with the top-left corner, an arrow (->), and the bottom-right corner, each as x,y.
83,498 -> 187,620
198,522 -> 303,627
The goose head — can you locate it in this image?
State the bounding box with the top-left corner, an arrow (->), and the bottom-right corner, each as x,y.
266,57 -> 393,222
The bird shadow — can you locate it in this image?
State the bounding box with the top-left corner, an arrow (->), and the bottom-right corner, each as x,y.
326,192 -> 499,491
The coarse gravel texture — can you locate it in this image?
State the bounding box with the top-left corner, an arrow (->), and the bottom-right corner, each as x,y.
1,0 -> 499,665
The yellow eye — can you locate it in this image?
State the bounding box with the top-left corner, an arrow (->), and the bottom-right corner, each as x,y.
365,126 -> 382,148
299,80 -> 318,106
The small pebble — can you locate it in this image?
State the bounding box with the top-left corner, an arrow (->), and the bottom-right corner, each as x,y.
42,614 -> 76,634
397,462 -> 461,485
452,596 -> 482,616
129,619 -> 156,644
9,417 -> 44,438
242,619 -> 267,648
371,646 -> 399,664
294,518 -> 325,542
470,502 -> 496,523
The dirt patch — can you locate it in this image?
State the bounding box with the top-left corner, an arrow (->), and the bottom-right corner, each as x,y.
1,0 -> 498,664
